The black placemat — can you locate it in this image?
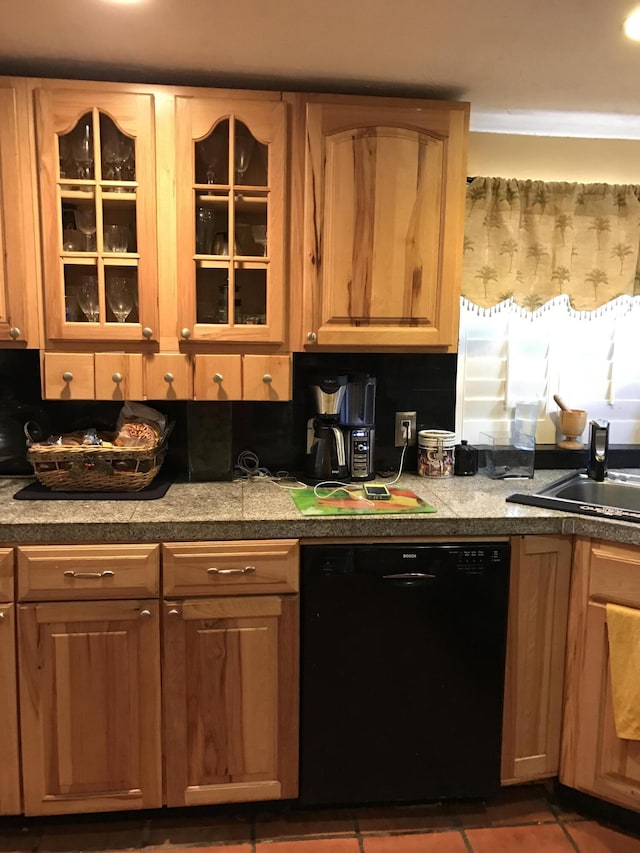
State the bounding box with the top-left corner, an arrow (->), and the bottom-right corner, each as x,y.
13,473 -> 173,501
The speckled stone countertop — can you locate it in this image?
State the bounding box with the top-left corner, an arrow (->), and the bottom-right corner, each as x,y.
2,470 -> 640,546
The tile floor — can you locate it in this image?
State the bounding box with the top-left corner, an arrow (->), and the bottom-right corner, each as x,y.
1,784 -> 639,853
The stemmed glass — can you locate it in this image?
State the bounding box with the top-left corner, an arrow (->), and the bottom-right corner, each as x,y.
106,278 -> 134,323
77,276 -> 100,322
234,134 -> 254,183
71,121 -> 93,180
199,135 -> 225,185
75,206 -> 96,251
102,125 -> 134,187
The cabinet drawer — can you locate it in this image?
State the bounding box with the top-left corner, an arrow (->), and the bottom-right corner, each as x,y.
589,540 -> 640,607
163,539 -> 299,596
17,544 -> 160,601
0,549 -> 13,602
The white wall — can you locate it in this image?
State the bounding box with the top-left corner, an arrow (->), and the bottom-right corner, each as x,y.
468,132 -> 640,184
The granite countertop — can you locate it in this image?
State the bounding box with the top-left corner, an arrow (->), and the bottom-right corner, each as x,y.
2,470 -> 640,546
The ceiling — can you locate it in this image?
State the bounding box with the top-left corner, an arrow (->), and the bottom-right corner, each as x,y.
2,0 -> 640,136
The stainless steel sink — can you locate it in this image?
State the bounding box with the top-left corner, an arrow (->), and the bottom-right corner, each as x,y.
507,470 -> 640,522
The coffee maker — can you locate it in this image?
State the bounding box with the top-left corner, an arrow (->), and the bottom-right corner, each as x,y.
340,373 -> 376,481
306,375 -> 349,483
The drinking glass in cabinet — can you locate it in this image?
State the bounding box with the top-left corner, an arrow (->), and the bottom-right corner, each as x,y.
234,133 -> 254,183
104,224 -> 129,252
77,276 -> 99,322
101,117 -> 135,184
70,118 -> 94,180
65,285 -> 80,322
198,134 -> 226,185
252,225 -> 267,255
62,229 -> 83,252
195,207 -> 215,254
75,206 -> 96,251
106,277 -> 134,322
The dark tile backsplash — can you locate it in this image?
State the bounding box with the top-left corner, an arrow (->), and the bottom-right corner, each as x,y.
0,350 -> 457,480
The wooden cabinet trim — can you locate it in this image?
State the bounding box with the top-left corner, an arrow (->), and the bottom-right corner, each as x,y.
0,548 -> 14,602
0,604 -> 21,815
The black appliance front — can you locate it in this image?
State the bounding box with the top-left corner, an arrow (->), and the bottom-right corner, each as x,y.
299,542 -> 511,805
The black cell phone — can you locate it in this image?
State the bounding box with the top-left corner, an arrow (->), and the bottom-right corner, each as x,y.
363,483 -> 391,500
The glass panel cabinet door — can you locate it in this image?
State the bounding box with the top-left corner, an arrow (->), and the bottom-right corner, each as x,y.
175,97 -> 286,344
35,87 -> 158,343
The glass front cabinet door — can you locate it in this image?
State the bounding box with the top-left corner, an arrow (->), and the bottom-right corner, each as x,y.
35,86 -> 158,343
175,96 -> 286,345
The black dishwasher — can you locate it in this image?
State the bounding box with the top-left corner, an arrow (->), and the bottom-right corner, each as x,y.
299,541 -> 511,805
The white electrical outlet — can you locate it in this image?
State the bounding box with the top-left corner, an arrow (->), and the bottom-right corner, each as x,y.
395,411 -> 417,447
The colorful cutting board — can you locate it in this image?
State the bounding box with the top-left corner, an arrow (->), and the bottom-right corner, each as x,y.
290,485 -> 436,516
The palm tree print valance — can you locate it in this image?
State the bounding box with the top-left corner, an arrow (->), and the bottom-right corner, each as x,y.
462,177 -> 640,310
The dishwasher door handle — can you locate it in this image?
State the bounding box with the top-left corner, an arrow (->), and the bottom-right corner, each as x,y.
383,572 -> 436,580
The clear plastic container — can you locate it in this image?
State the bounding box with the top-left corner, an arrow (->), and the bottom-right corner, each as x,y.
479,431 -> 535,479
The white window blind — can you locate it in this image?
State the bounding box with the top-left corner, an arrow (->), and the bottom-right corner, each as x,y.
456,295 -> 640,446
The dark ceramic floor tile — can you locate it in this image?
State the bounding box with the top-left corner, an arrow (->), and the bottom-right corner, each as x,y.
255,839 -> 361,853
357,803 -> 458,834
145,812 -> 251,847
363,830 -> 468,852
565,820 -> 640,851
0,824 -> 41,853
39,819 -> 145,852
254,807 -> 357,840
465,823 -> 576,852
455,786 -> 555,828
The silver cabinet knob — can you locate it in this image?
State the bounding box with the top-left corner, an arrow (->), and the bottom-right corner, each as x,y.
112,372 -> 123,383
139,609 -> 152,618
0,611 -> 5,622
62,371 -> 73,382
263,374 -> 273,384
213,372 -> 224,383
180,328 -> 191,339
142,327 -> 153,339
306,332 -> 317,342
9,327 -> 20,340
164,372 -> 174,383
167,608 -> 179,616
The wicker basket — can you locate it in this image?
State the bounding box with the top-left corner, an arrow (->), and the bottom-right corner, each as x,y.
27,437 -> 168,492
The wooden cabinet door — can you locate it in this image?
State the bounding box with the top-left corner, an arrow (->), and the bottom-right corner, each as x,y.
501,535 -> 572,784
42,352 -> 95,399
561,538 -> 640,811
144,353 -> 192,400
19,600 -> 162,815
242,354 -> 291,401
0,78 -> 40,348
163,595 -> 298,806
0,604 -> 21,815
299,95 -> 468,349
35,82 -> 158,345
175,95 -> 287,345
94,352 -> 143,400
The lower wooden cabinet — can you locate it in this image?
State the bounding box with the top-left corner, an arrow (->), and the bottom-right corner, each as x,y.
501,535 -> 572,785
162,594 -> 299,806
0,603 -> 21,815
560,538 -> 640,811
18,599 -> 162,816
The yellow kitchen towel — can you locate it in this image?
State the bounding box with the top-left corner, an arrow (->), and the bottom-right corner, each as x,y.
606,602 -> 640,740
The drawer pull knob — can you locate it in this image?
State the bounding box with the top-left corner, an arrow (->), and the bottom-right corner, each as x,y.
63,570 -> 115,579
0,611 -> 5,621
164,372 -> 175,383
213,372 -> 224,383
112,372 -> 123,383
180,327 -> 191,339
167,608 -> 180,616
207,566 -> 256,576
9,327 -> 20,340
62,371 -> 73,382
139,609 -> 152,618
142,327 -> 153,339
306,331 -> 317,342
262,373 -> 273,384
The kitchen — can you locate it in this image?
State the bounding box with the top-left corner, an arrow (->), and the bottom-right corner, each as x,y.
2,2 -> 640,851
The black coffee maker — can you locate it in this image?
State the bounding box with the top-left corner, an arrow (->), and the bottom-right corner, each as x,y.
306,375 -> 348,483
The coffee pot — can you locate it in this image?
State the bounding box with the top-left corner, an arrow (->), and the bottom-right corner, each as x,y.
307,421 -> 348,482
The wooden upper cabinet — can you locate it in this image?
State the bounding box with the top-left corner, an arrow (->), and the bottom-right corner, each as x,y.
174,95 -> 287,346
298,95 -> 469,349
0,78 -> 40,348
34,82 -> 158,345
561,538 -> 640,811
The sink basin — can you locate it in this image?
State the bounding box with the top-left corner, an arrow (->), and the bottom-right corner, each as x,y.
507,470 -> 640,523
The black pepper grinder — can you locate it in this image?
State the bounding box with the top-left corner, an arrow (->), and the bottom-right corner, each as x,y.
454,439 -> 478,476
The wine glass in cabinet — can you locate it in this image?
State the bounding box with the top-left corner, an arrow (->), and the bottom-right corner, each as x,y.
175,96 -> 286,345
35,83 -> 158,343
